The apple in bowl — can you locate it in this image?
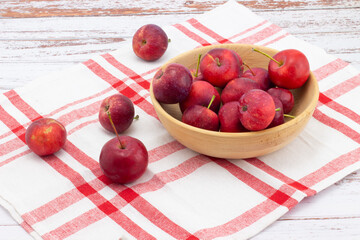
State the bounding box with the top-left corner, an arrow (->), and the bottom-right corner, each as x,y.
149,44 -> 319,159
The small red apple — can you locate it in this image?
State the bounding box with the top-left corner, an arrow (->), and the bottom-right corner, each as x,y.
200,48 -> 242,88
99,136 -> 148,184
179,81 -> 221,113
243,67 -> 272,90
25,118 -> 67,156
253,48 -> 310,89
218,101 -> 247,132
238,89 -> 276,131
268,96 -> 284,128
99,94 -> 135,134
132,24 -> 169,61
221,77 -> 260,104
182,96 -> 219,131
152,63 -> 193,104
267,87 -> 294,114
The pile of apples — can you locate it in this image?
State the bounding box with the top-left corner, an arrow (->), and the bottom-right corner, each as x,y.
153,47 -> 310,132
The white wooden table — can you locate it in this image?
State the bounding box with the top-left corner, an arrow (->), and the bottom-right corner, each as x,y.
1,0 -> 359,239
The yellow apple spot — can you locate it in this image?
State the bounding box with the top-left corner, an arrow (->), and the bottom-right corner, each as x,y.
44,126 -> 53,134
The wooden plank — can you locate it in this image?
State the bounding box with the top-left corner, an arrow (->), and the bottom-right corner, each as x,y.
1,0 -> 360,18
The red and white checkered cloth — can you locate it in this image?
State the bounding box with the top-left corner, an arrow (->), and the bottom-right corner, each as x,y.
1,1 -> 359,239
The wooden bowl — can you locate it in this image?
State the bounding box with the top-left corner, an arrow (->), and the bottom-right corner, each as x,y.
149,44 -> 319,159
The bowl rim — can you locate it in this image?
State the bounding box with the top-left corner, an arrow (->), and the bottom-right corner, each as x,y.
150,43 -> 319,138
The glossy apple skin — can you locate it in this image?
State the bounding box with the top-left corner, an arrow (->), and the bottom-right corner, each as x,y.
268,96 -> 284,128
219,101 -> 247,132
200,48 -> 242,88
182,105 -> 219,131
267,87 -> 294,114
153,63 -> 193,104
25,118 -> 67,156
99,94 -> 135,134
268,49 -> 310,89
243,68 -> 272,90
179,81 -> 221,113
99,136 -> 148,184
221,77 -> 260,104
239,89 -> 275,131
132,24 -> 168,61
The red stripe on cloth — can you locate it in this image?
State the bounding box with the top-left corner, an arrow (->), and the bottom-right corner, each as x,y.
120,189 -> 199,240
102,53 -> 150,90
83,59 -> 157,119
212,158 -> 298,209
322,73 -> 360,100
0,106 -> 26,142
22,187 -> 86,226
0,137 -> 25,157
298,147 -> 360,188
313,58 -> 349,81
0,149 -> 32,168
20,221 -> 35,234
319,93 -> 360,125
262,32 -> 290,46
148,140 -> 186,163
41,208 -> 106,240
4,90 -> 42,121
57,100 -> 101,126
228,20 -> 268,40
173,23 -> 212,46
132,154 -> 210,194
235,24 -> 282,45
187,18 -> 230,43
192,184 -> 296,239
245,158 -> 316,196
313,108 -> 360,144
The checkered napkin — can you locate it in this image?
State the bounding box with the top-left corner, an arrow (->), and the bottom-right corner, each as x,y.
1,1 -> 359,239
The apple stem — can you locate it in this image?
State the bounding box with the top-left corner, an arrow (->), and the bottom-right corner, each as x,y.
275,108 -> 281,112
134,115 -> 139,120
207,95 -> 216,109
215,57 -> 221,67
208,55 -> 221,67
284,114 -> 295,119
106,111 -> 124,149
243,61 -> 255,76
194,54 -> 202,78
252,48 -> 282,66
168,38 -> 171,43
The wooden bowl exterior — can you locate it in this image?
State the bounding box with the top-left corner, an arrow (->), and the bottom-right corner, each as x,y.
150,44 -> 319,159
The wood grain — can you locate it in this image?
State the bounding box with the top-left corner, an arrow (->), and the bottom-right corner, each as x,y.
1,0 -> 359,18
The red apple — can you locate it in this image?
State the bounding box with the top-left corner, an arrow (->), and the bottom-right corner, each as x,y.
152,63 -> 193,104
239,89 -> 275,131
221,77 -> 260,104
182,105 -> 219,131
267,87 -> 294,114
200,48 -> 242,88
268,96 -> 284,128
182,96 -> 219,131
253,48 -> 310,89
25,118 -> 67,156
219,101 -> 247,132
99,94 -> 135,134
132,24 -> 169,61
243,67 -> 272,90
99,136 -> 148,184
179,81 -> 221,113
